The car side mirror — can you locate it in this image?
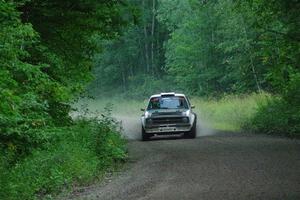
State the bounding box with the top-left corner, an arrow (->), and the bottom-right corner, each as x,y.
141,108 -> 145,112
191,105 -> 195,109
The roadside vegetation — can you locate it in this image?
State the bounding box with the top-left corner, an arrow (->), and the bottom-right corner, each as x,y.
0,115 -> 126,200
192,93 -> 269,131
247,77 -> 300,137
0,1 -> 129,199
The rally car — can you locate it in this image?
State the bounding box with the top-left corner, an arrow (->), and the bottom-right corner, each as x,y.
141,93 -> 197,141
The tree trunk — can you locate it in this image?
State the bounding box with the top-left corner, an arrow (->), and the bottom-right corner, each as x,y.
118,58 -> 126,92
249,55 -> 261,92
143,0 -> 150,73
241,17 -> 262,92
151,0 -> 156,75
121,70 -> 126,92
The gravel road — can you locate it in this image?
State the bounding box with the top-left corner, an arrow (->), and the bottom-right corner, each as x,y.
67,117 -> 300,200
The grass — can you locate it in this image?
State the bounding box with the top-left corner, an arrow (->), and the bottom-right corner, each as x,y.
192,93 -> 269,131
0,117 -> 127,200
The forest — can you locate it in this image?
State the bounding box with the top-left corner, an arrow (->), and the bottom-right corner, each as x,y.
90,0 -> 300,135
91,0 -> 299,96
0,0 -> 299,199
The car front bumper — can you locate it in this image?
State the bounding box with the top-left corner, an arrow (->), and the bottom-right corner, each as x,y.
144,124 -> 192,134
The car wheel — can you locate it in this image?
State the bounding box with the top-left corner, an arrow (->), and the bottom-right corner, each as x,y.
185,121 -> 196,139
142,127 -> 151,141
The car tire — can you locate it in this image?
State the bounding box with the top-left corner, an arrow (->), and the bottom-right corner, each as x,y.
185,119 -> 196,139
142,127 -> 151,141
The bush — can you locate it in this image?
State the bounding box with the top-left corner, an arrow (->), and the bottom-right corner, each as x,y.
248,74 -> 300,137
0,116 -> 127,200
0,157 -> 10,199
248,97 -> 300,137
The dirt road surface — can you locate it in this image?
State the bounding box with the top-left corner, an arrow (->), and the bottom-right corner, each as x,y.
67,116 -> 300,200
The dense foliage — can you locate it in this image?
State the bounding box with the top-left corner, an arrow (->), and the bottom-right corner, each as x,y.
0,115 -> 127,200
0,0 -> 126,161
90,0 -> 299,96
1,0 -> 128,199
248,76 -> 300,136
89,0 -> 170,98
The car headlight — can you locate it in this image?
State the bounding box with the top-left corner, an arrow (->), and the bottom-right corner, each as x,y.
145,111 -> 151,118
182,110 -> 190,116
146,118 -> 152,124
182,117 -> 189,123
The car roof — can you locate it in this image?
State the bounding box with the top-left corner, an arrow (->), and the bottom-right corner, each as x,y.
149,92 -> 186,98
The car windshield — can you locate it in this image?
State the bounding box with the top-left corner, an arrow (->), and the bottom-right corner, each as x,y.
147,96 -> 189,110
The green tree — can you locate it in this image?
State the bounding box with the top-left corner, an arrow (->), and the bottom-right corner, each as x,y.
0,0 -> 128,160
90,0 -> 169,98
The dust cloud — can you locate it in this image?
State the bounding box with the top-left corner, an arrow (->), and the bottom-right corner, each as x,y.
196,117 -> 215,137
113,114 -> 142,140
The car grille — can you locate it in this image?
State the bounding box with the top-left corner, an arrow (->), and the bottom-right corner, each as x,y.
150,117 -> 189,125
151,112 -> 181,116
